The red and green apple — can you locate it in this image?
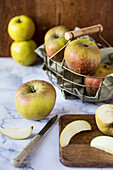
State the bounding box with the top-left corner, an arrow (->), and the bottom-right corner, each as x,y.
44,25 -> 69,61
64,39 -> 101,75
15,80 -> 56,120
85,64 -> 113,96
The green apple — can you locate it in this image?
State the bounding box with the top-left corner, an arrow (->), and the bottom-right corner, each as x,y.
85,64 -> 113,96
10,40 -> 37,66
90,136 -> 113,155
0,126 -> 33,139
95,104 -> 113,136
8,15 -> 35,41
64,39 -> 101,74
15,80 -> 56,120
44,26 -> 69,61
60,120 -> 91,147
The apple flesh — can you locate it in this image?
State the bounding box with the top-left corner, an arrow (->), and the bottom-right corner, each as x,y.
0,126 -> 33,140
10,40 -> 37,66
60,120 -> 91,147
15,80 -> 56,120
8,15 -> 35,41
95,104 -> 113,136
90,136 -> 113,155
64,39 -> 101,75
85,64 -> 113,96
44,26 -> 69,61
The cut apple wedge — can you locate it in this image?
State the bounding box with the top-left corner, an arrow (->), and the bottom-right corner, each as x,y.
60,120 -> 91,147
95,104 -> 113,136
0,126 -> 33,140
90,136 -> 113,155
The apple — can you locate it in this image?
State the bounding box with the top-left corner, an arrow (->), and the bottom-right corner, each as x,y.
90,136 -> 113,155
95,104 -> 113,136
85,64 -> 113,96
60,120 -> 91,147
8,15 -> 35,41
0,126 -> 33,139
44,25 -> 69,61
64,39 -> 101,74
10,40 -> 37,66
15,80 -> 56,120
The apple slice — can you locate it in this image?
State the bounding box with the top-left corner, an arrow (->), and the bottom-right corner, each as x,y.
90,136 -> 113,155
0,126 -> 33,140
60,120 -> 91,147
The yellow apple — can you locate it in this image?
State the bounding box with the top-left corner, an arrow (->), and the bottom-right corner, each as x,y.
10,40 -> 37,66
0,126 -> 33,140
95,104 -> 113,136
90,136 -> 113,155
8,15 -> 35,41
60,120 -> 91,147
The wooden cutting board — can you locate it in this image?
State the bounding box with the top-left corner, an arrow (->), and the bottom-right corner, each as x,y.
59,114 -> 113,167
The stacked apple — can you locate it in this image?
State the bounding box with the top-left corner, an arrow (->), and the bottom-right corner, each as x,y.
8,15 -> 37,66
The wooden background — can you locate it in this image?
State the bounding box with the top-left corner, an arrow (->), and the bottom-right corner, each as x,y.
0,0 -> 113,57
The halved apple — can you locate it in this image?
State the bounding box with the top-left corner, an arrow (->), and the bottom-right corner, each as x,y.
90,136 -> 113,155
60,120 -> 91,147
95,104 -> 113,136
0,126 -> 33,140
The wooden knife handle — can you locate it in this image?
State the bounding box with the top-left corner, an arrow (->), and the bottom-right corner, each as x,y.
10,134 -> 41,167
65,24 -> 103,40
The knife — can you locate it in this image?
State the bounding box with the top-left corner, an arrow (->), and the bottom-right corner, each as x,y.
11,114 -> 58,167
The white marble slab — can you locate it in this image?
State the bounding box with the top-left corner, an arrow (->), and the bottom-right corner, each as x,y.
0,57 -> 112,170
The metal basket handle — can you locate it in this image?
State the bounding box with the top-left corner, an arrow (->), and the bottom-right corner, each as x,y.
65,24 -> 103,40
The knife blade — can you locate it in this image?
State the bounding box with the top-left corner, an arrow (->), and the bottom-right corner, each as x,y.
11,114 -> 58,167
38,114 -> 58,136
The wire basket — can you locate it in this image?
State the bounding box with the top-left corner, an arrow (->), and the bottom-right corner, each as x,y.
43,25 -> 113,103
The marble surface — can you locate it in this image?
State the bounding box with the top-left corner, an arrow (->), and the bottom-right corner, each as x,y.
0,57 -> 113,170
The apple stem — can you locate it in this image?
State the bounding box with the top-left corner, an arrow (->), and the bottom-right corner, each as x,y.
31,86 -> 36,93
109,123 -> 113,127
17,19 -> 22,23
83,44 -> 88,47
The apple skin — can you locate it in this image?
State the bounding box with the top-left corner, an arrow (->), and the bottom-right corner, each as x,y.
44,26 -> 69,61
64,39 -> 101,75
15,80 -> 56,120
85,64 -> 113,96
8,15 -> 35,41
95,104 -> 113,136
10,40 -> 37,66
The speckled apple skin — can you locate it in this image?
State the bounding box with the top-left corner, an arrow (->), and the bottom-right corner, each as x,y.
64,39 -> 101,75
85,64 -> 113,96
45,26 -> 69,61
85,77 -> 103,96
15,80 -> 56,120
